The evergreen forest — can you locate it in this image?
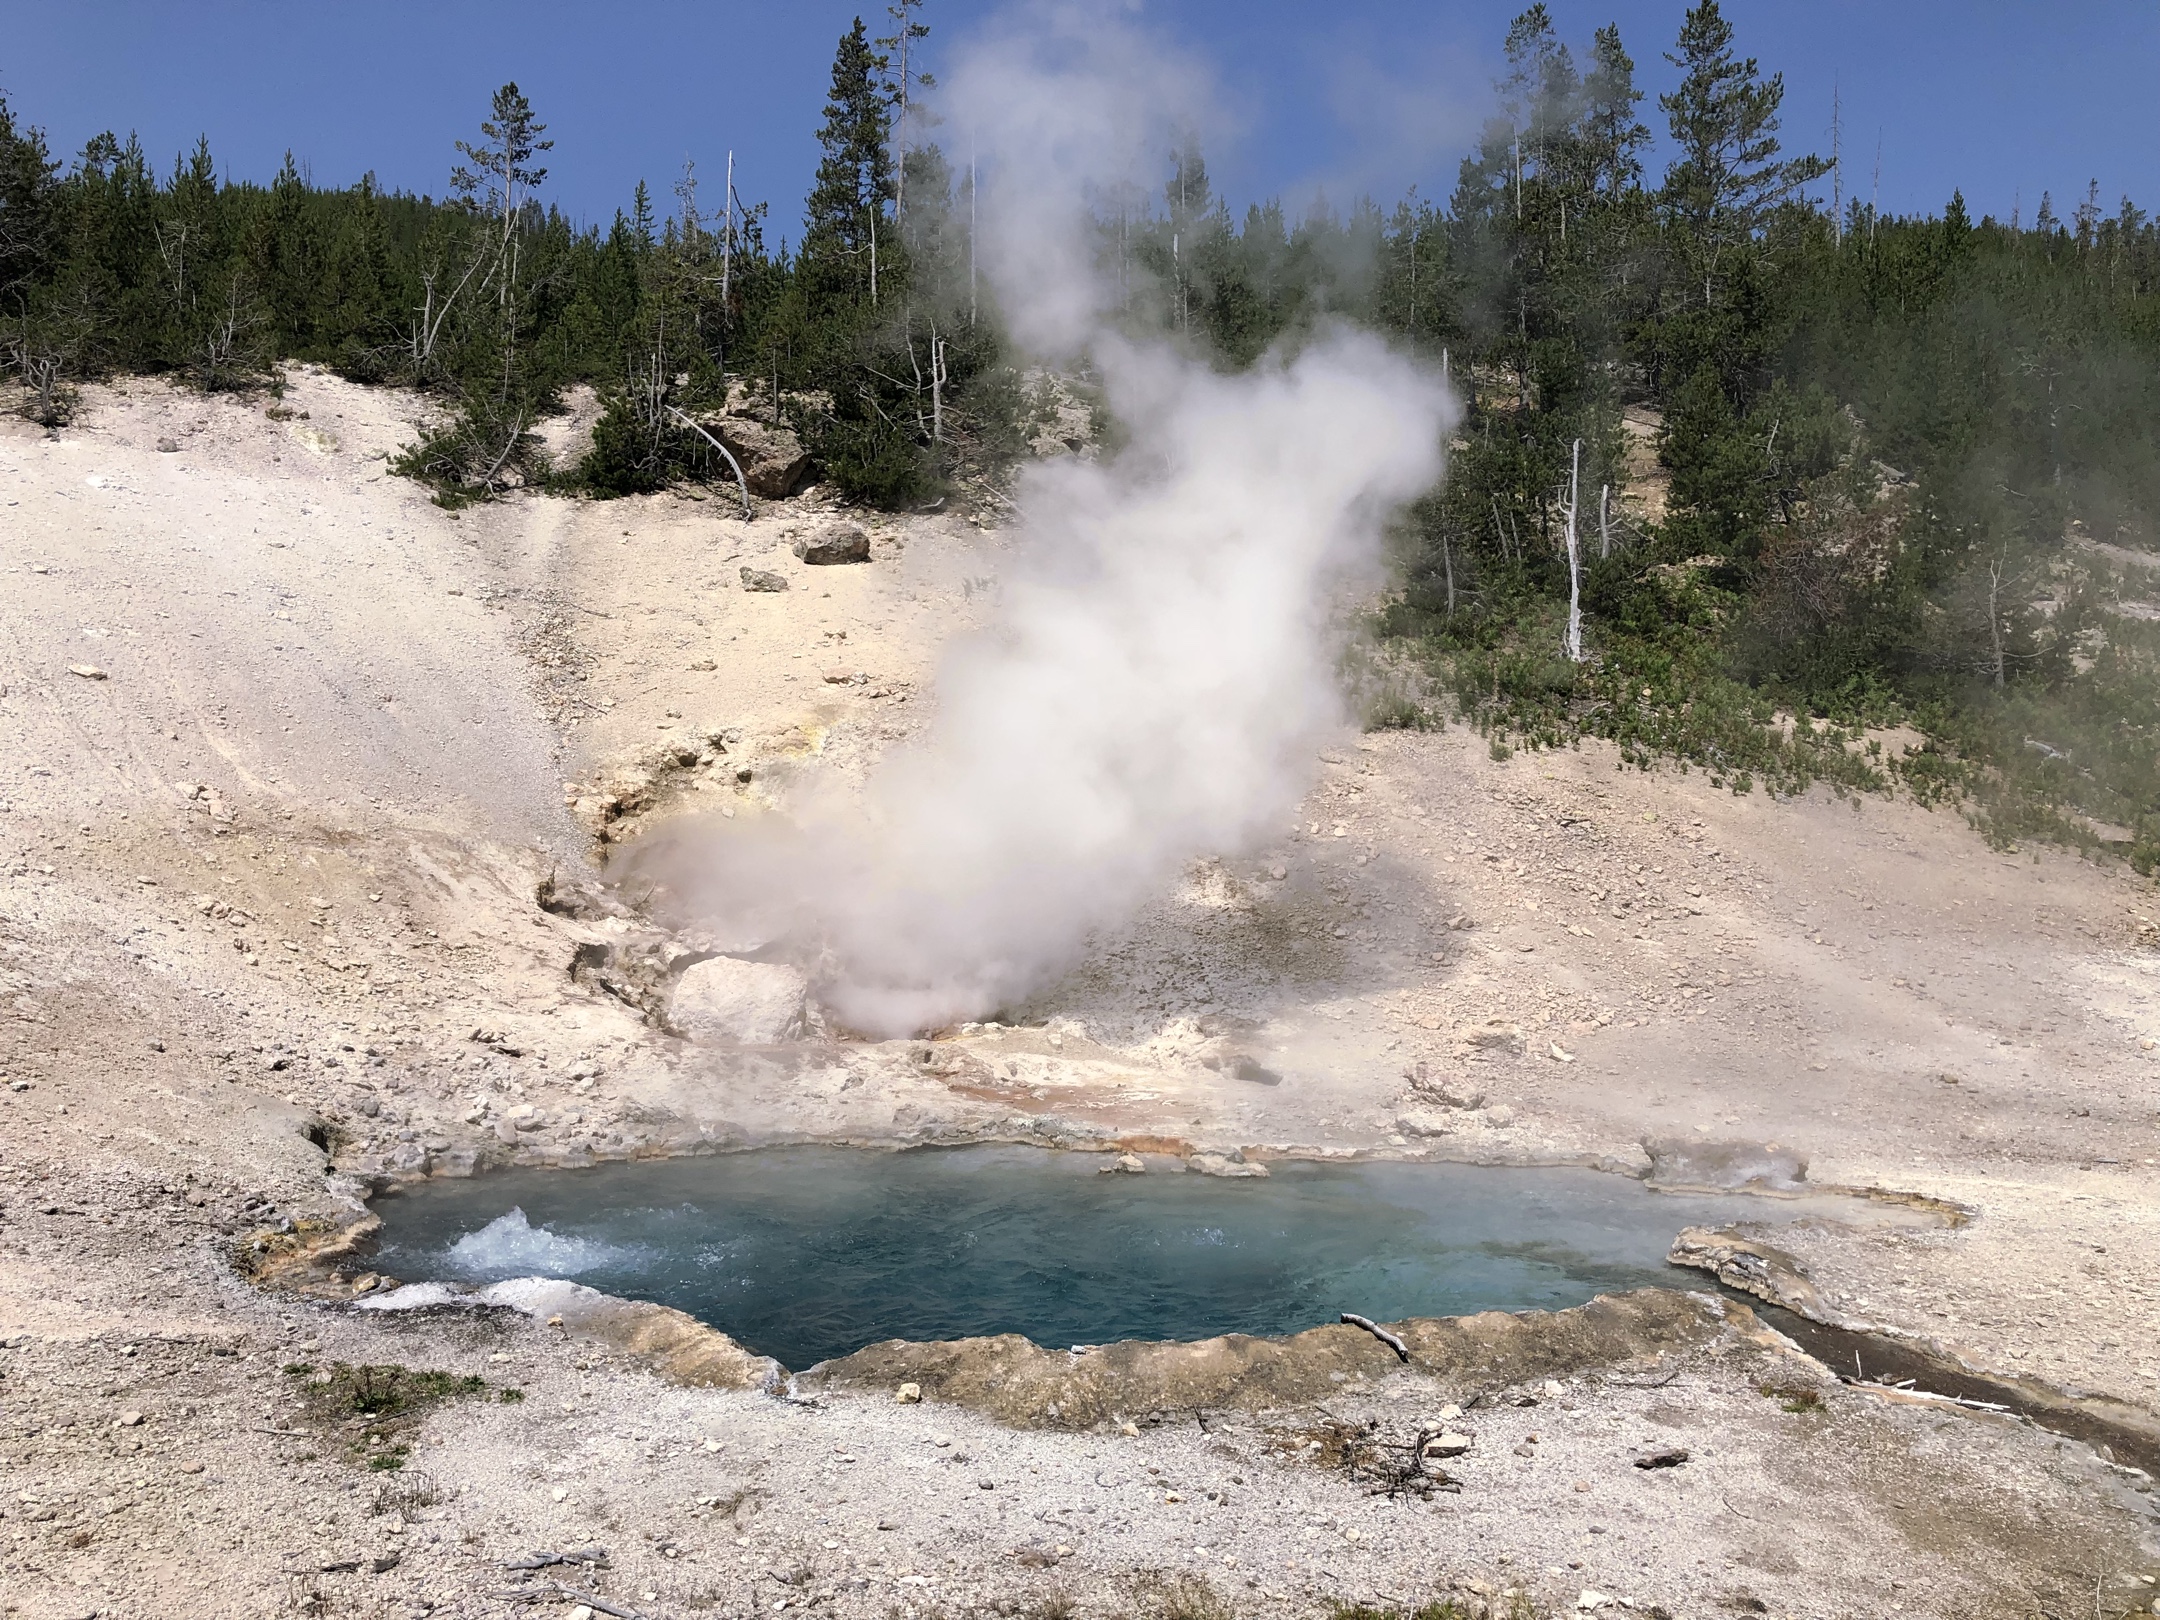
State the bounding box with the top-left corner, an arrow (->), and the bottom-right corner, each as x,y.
2,2 -> 2156,873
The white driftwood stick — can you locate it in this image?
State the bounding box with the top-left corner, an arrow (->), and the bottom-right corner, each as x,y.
666,406 -> 754,521
1340,1312 -> 1411,1363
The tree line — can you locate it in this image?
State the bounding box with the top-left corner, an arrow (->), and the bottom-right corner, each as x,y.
1,1 -> 2154,867
0,3 -> 1005,504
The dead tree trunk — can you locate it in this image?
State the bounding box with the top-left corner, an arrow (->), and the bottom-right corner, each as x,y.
1563,439 -> 1584,663
1986,551 -> 2008,688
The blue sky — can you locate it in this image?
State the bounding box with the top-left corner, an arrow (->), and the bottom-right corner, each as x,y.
4,2 -> 2155,239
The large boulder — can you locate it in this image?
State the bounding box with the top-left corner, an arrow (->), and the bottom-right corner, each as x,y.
715,419 -> 812,499
671,957 -> 808,1043
793,522 -> 871,566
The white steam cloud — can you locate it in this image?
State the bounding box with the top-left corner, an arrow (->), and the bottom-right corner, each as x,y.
647,4 -> 1457,1037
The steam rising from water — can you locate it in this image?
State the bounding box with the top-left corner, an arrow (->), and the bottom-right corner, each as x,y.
650,5 -> 1457,1036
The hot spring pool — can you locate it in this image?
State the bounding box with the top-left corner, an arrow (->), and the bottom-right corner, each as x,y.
369,1146 -> 1850,1370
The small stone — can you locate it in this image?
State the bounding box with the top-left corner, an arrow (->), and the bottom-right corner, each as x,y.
551,1487 -> 568,1502
156,437 -> 180,453
179,1460 -> 204,1474
1163,1491 -> 1183,1503
671,957 -> 808,1044
1632,1446 -> 1689,1469
978,1479 -> 995,1491
689,659 -> 717,671
570,1608 -> 596,1620
1422,1432 -> 1473,1457
1438,1403 -> 1462,1420
1186,1152 -> 1268,1178
704,1438 -> 722,1452
1460,1020 -> 1525,1053
1394,1110 -> 1457,1139
896,1383 -> 922,1404
1543,1380 -> 1567,1397
793,522 -> 871,565
371,1551 -> 402,1573
740,567 -> 789,592
118,1410 -> 144,1427
1576,1591 -> 1611,1612
1100,1153 -> 1147,1175
68,664 -> 109,680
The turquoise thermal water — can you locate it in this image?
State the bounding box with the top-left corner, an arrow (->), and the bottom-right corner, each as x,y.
370,1146 -> 1823,1371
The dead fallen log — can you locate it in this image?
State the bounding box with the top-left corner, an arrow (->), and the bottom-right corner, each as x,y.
1844,1376 -> 2010,1414
1340,1312 -> 1410,1363
490,1580 -> 648,1618
502,1546 -> 610,1571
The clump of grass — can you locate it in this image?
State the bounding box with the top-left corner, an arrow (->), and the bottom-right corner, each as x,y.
1758,1378 -> 1826,1414
1335,1593 -> 1550,1620
332,1364 -> 486,1416
1146,1574 -> 1233,1620
371,1469 -> 441,1517
281,1360 -> 494,1472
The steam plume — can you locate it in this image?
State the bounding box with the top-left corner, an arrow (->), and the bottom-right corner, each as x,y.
653,5 -> 1458,1036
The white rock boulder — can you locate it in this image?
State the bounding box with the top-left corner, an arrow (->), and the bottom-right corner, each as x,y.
671,957 -> 808,1044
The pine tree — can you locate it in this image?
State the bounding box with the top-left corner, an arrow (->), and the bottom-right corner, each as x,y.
1499,5 -> 1576,189
1659,0 -> 1828,296
0,95 -> 59,302
1581,25 -> 1649,198
451,83 -> 551,257
255,150 -> 329,359
801,18 -> 894,317
876,0 -> 935,221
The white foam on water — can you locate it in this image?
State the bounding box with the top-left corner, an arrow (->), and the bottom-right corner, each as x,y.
444,1208 -> 629,1280
353,1281 -> 466,1312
